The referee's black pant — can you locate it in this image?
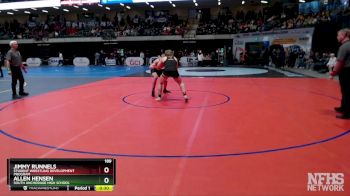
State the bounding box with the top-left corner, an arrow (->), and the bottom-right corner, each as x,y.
10,66 -> 24,95
339,68 -> 350,115
0,66 -> 3,77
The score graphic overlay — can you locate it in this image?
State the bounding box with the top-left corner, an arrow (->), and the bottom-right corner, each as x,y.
101,0 -> 184,5
61,0 -> 100,5
7,159 -> 116,191
0,0 -> 61,10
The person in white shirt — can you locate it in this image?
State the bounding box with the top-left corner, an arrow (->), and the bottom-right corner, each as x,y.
140,51 -> 145,65
58,52 -> 63,66
327,53 -> 337,73
197,50 -> 204,67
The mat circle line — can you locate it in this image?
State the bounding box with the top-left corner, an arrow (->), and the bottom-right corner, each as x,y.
122,90 -> 231,109
0,129 -> 349,159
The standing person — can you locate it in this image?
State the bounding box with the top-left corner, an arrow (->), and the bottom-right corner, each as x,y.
262,48 -> 269,67
327,53 -> 337,73
120,49 -> 125,65
58,52 -> 64,66
330,28 -> 350,119
197,50 -> 204,67
296,49 -> 305,68
100,50 -> 106,66
0,51 -> 4,77
140,51 -> 145,65
94,51 -> 100,65
4,40 -> 29,99
155,49 -> 188,102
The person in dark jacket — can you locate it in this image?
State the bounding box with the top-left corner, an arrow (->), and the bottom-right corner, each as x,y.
330,28 -> 350,119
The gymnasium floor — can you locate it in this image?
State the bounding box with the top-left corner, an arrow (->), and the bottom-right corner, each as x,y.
0,66 -> 349,195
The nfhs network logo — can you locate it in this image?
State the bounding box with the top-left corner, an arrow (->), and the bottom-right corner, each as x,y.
307,173 -> 344,192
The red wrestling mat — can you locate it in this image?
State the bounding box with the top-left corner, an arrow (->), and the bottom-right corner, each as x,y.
0,77 -> 349,195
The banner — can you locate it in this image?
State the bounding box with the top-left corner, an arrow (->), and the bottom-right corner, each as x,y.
232,27 -> 314,61
125,57 -> 144,66
179,57 -> 198,67
271,38 -> 298,45
48,57 -> 60,66
156,17 -> 167,23
73,57 -> 90,66
105,58 -> 117,66
26,58 -> 41,67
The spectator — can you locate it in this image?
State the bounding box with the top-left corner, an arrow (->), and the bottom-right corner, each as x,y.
295,49 -> 305,68
0,6 -> 343,40
58,52 -> 64,66
197,50 -> 204,67
140,51 -> 145,65
327,53 -> 337,73
100,50 -> 106,66
95,51 -> 100,65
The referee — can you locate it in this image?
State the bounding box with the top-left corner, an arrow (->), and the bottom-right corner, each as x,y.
330,28 -> 350,119
5,40 -> 29,99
